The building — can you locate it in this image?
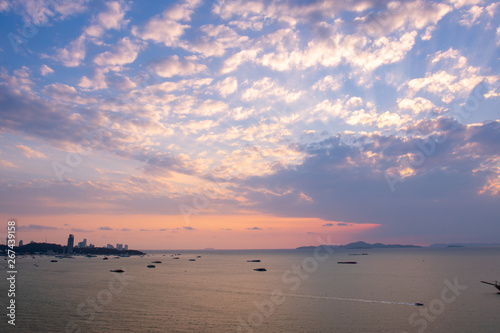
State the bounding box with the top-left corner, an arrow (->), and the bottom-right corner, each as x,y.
66,234 -> 74,253
18,240 -> 23,247
124,244 -> 128,251
106,244 -> 114,249
116,244 -> 123,251
77,238 -> 87,248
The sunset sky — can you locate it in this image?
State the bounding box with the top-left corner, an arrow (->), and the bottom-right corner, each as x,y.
0,0 -> 499,249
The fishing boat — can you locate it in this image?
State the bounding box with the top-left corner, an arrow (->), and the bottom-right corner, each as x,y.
253,268 -> 267,272
247,259 -> 261,262
152,261 -> 162,263
481,281 -> 500,292
147,265 -> 156,268
110,269 -> 125,273
337,261 -> 357,264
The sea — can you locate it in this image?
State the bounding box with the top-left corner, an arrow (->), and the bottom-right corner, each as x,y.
2,247 -> 500,333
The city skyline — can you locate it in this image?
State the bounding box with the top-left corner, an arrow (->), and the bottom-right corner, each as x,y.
1,0 -> 499,249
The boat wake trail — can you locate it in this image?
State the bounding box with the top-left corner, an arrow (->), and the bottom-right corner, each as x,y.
282,293 -> 423,306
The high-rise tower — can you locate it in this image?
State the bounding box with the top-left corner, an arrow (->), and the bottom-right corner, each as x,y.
67,234 -> 74,253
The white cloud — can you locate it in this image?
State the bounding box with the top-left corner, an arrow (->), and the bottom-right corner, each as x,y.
132,0 -> 201,47
186,24 -> 249,57
150,55 -> 207,78
242,77 -> 303,103
220,48 -> 261,74
398,97 -> 440,114
53,35 -> 86,67
16,144 -> 47,159
312,75 -> 344,92
84,1 -> 129,39
42,83 -> 96,105
40,64 -> 54,76
93,37 -> 143,67
459,5 -> 485,26
215,77 -> 238,97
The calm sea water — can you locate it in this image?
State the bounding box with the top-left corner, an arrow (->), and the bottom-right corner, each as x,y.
2,247 -> 500,332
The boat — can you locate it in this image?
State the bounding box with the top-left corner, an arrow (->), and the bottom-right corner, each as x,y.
103,257 -> 108,260
86,254 -> 97,258
110,269 -> 125,273
253,268 -> 267,272
188,259 -> 196,261
197,256 -> 201,258
147,265 -> 156,268
172,257 -> 179,259
247,259 -> 261,262
152,261 -> 162,263
50,260 -> 58,262
337,261 -> 357,264
481,281 -> 500,292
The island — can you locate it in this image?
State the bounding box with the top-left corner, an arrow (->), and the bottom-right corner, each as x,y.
296,241 -> 421,250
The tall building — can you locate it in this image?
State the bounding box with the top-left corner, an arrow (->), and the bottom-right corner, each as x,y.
67,234 -> 74,253
116,244 -> 123,251
77,238 -> 87,248
124,244 -> 128,251
107,244 -> 114,249
18,240 -> 23,247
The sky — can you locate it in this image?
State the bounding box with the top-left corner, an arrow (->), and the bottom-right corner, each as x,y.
0,0 -> 499,250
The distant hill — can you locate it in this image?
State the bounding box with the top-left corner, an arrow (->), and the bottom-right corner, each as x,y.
430,243 -> 500,248
296,241 -> 421,250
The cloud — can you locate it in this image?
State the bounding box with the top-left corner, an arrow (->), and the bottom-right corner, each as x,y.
186,24 -> 249,57
242,77 -> 303,103
84,1 -> 129,39
40,65 -> 54,76
0,160 -> 18,168
247,227 -> 263,230
99,226 -> 113,230
93,37 -> 144,67
322,223 -> 334,227
183,226 -> 196,230
42,83 -> 96,105
132,0 -> 201,47
17,224 -> 59,231
312,75 -> 344,92
214,77 -> 238,97
149,55 -> 207,78
16,144 -> 47,159
53,35 -> 87,67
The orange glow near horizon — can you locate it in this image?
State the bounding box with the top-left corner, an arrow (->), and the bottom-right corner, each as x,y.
1,214 -> 381,250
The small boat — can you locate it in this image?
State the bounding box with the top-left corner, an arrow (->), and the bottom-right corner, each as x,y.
172,257 -> 179,259
253,268 -> 267,272
110,269 -> 125,273
147,265 -> 156,268
197,256 -> 201,258
481,281 -> 500,292
86,254 -> 97,258
188,259 -> 196,261
34,264 -> 39,267
50,260 -> 58,262
247,259 -> 261,262
414,303 -> 424,306
103,257 -> 108,260
337,261 -> 357,264
152,261 -> 162,263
